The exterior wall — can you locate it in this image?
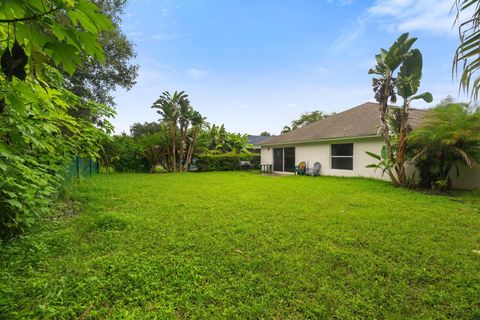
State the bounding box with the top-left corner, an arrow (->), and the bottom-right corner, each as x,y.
449,164 -> 480,190
261,137 -> 386,179
260,147 -> 273,165
261,138 -> 480,189
296,138 -> 386,179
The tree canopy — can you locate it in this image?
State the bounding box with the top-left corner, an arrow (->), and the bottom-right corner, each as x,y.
65,0 -> 138,107
281,110 -> 333,134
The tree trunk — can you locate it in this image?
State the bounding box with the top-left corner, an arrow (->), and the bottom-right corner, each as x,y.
183,128 -> 199,171
379,72 -> 400,186
395,100 -> 409,186
170,121 -> 176,172
178,121 -> 188,172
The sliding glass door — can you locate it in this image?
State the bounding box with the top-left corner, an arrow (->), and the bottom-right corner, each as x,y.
284,147 -> 295,172
273,147 -> 295,172
273,148 -> 283,171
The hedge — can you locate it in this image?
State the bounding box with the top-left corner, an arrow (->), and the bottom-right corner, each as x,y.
196,153 -> 260,171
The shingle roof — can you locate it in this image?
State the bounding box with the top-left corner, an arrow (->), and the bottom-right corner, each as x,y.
260,102 -> 428,146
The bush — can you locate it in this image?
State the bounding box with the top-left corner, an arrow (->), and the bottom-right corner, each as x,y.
196,153 -> 260,171
101,135 -> 150,173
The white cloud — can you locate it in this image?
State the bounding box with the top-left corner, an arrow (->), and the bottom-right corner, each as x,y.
368,0 -> 455,35
330,0 -> 455,52
186,68 -> 208,80
330,15 -> 368,52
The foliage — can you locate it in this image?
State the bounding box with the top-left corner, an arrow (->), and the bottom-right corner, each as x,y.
1,172 -> 479,318
136,127 -> 169,172
281,125 -> 292,134
260,131 -> 271,136
197,124 -> 252,154
130,121 -> 163,138
0,0 -> 115,238
290,110 -> 334,130
100,135 -> 150,173
152,91 -> 206,172
195,153 -> 260,171
281,110 -> 334,135
65,0 -> 138,108
365,146 -> 395,177
409,99 -> 480,189
368,33 -> 432,186
453,0 -> 480,100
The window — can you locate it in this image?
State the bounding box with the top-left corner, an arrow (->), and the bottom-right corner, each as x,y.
331,143 -> 353,170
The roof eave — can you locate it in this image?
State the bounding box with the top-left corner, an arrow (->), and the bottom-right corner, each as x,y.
259,134 -> 380,147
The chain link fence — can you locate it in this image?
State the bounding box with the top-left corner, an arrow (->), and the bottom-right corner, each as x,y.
67,156 -> 99,179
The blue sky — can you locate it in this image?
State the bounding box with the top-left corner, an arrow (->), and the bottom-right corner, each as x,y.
113,0 -> 465,135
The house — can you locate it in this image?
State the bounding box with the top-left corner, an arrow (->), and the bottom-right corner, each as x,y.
259,102 -> 480,189
247,135 -> 274,154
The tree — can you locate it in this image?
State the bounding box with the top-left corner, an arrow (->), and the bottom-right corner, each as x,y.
151,91 -> 206,172
453,0 -> 480,100
197,124 -> 251,154
65,0 -> 138,107
368,33 -> 432,186
136,126 -> 169,172
290,110 -> 333,130
260,131 -> 271,136
281,126 -> 291,134
0,0 -> 115,237
408,99 -> 480,190
152,91 -> 184,171
130,121 -> 163,138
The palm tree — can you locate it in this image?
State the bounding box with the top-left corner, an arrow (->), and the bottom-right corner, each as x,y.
281,126 -> 291,134
454,0 -> 480,100
182,111 -> 206,171
409,102 -> 480,189
152,91 -> 188,171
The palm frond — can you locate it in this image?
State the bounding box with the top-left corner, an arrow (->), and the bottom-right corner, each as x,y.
453,0 -> 480,100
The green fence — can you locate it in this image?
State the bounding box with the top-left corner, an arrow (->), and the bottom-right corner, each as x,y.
67,156 -> 99,179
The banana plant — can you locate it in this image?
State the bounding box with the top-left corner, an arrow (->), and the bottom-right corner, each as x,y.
395,48 -> 432,184
367,33 -> 432,186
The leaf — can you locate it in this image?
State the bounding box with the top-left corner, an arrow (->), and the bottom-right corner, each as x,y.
384,33 -> 417,71
380,146 -> 387,160
410,92 -> 433,103
44,42 -> 80,75
397,49 -> 423,98
365,151 -> 381,160
4,199 -> 22,209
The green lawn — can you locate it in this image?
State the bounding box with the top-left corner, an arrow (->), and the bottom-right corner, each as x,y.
1,172 -> 480,319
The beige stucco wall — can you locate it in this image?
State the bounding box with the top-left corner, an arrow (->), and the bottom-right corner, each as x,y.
449,164 -> 480,190
261,138 -> 480,189
261,137 -> 386,179
260,147 -> 273,165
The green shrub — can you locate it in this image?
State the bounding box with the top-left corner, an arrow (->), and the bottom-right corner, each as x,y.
101,135 -> 150,173
196,153 -> 260,171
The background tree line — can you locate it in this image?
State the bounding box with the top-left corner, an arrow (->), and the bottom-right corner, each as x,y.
100,90 -> 255,173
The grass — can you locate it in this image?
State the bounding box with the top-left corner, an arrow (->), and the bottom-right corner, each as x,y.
1,172 -> 480,319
